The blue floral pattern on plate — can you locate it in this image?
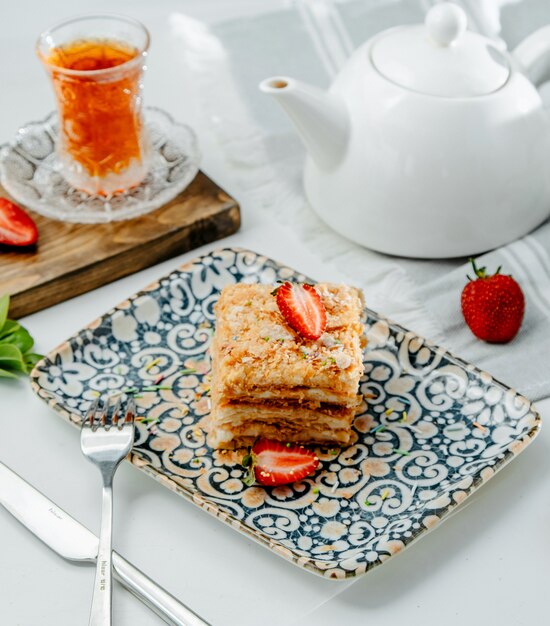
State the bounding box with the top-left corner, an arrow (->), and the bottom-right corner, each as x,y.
31,248 -> 541,579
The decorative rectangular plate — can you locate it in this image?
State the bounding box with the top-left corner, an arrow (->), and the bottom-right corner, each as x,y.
31,248 -> 541,579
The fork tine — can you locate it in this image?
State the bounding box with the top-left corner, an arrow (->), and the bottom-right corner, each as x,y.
98,397 -> 110,427
123,397 -> 136,428
110,396 -> 122,426
83,398 -> 99,427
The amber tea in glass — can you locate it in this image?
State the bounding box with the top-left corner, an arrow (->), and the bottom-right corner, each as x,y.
37,15 -> 151,195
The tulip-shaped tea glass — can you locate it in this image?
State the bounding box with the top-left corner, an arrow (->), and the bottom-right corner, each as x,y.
37,14 -> 152,196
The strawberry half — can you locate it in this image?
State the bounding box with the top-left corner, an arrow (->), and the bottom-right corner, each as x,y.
0,198 -> 38,247
242,438 -> 320,486
275,282 -> 327,340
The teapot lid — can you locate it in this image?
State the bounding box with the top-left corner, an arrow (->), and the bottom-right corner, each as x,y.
370,3 -> 509,97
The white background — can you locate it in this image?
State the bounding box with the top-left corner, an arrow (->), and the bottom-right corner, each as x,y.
1,2 -> 549,625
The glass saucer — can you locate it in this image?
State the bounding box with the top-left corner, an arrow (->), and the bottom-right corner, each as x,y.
0,107 -> 200,223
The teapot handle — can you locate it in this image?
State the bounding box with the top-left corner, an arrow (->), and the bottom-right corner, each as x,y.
513,25 -> 550,86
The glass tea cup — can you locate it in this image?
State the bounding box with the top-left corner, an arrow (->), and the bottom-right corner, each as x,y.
37,14 -> 151,196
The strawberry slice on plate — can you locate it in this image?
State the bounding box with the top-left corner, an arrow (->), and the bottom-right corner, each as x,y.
242,438 -> 320,486
275,282 -> 327,340
0,198 -> 38,247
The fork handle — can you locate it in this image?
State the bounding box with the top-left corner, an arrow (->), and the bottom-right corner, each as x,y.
112,553 -> 210,625
89,483 -> 113,626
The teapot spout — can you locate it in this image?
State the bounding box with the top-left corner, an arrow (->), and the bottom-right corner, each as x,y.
260,77 -> 348,169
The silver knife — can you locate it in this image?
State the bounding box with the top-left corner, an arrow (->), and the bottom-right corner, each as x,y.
0,461 -> 210,626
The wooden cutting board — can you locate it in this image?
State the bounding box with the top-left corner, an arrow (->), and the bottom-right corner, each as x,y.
0,171 -> 240,319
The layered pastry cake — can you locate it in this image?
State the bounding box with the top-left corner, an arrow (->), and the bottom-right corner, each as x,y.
208,282 -> 365,449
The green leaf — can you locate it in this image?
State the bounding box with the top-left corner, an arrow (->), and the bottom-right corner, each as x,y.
242,467 -> 256,487
0,325 -> 34,353
23,352 -> 43,373
0,319 -> 20,339
0,297 -> 41,378
0,344 -> 26,373
240,450 -> 256,486
0,367 -> 18,379
0,294 -> 9,331
0,343 -> 23,359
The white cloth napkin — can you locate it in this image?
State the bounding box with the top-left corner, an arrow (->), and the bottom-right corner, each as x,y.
170,0 -> 550,400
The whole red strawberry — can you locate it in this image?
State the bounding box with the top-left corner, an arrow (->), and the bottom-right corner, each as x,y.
461,259 -> 525,343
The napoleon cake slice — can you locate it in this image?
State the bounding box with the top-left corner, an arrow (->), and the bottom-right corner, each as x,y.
208,283 -> 365,449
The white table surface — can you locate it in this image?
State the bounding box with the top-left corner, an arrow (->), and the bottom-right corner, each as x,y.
1,2 -> 549,625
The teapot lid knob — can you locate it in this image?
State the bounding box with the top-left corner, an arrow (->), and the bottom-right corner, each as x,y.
425,2 -> 467,46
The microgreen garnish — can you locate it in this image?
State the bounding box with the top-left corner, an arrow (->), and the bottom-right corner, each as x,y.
0,295 -> 42,378
472,421 -> 488,433
263,337 -> 270,341
241,448 -> 256,486
123,383 -> 172,396
313,487 -> 319,494
364,499 -> 372,507
141,385 -> 172,392
448,425 -> 464,432
138,417 -> 159,426
330,449 -> 338,456
393,448 -> 411,456
145,357 -> 161,371
180,368 -> 196,375
370,424 -> 385,434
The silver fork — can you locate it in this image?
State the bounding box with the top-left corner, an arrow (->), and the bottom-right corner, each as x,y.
81,396 -> 135,626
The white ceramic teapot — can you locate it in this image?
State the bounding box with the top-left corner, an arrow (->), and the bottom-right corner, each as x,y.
260,3 -> 550,258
